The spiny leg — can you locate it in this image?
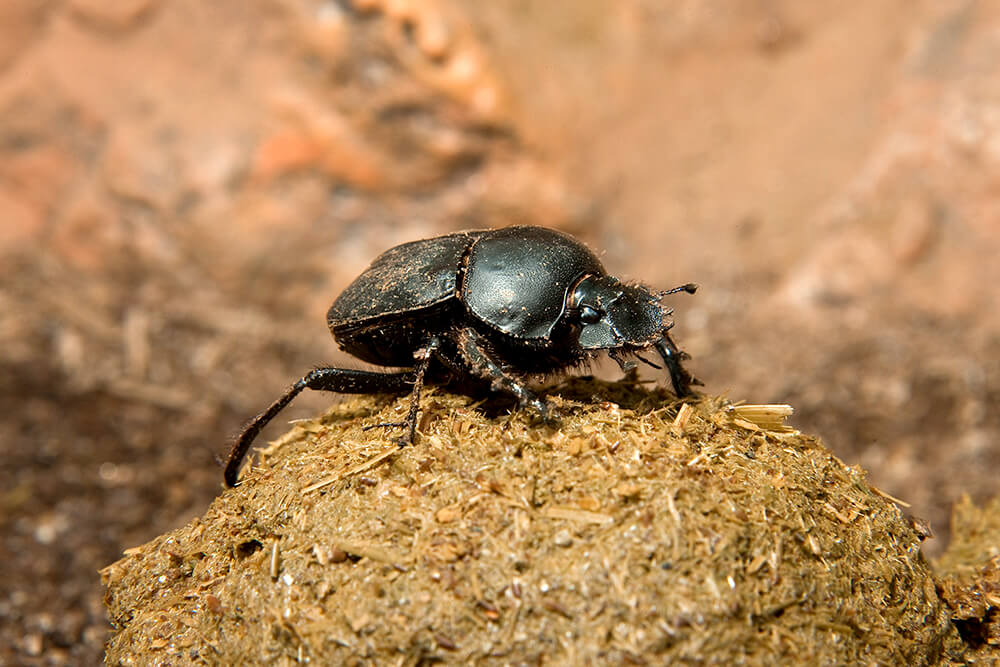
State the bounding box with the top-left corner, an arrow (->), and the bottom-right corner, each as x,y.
363,338 -> 440,446
457,328 -> 553,420
225,367 -> 414,487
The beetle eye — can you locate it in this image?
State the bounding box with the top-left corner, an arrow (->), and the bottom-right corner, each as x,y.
579,305 -> 601,324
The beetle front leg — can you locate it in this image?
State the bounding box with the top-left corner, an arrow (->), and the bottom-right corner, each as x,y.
456,328 -> 553,420
655,334 -> 700,398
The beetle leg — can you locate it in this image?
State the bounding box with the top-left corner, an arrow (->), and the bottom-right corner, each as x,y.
655,334 -> 701,398
457,328 -> 553,420
364,338 -> 440,446
225,367 -> 414,487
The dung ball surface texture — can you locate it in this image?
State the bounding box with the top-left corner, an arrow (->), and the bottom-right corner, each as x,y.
103,380 -> 970,664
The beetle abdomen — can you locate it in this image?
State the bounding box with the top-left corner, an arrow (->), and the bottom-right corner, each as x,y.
331,300 -> 460,367
328,232 -> 478,329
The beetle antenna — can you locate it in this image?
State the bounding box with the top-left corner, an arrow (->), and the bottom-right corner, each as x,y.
635,353 -> 662,370
609,349 -> 637,373
658,283 -> 697,299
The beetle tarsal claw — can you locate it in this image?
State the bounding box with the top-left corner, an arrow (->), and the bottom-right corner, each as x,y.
363,421 -> 409,431
529,399 -> 558,423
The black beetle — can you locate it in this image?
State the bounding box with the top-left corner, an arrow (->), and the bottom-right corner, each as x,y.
225,225 -> 697,486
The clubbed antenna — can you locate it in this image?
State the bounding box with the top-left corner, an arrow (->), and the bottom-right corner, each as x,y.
658,283 -> 698,299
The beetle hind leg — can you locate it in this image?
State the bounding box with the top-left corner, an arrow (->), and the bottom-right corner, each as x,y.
225,366 -> 415,487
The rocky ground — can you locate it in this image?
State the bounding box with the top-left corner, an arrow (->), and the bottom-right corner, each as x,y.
1,1 -> 998,664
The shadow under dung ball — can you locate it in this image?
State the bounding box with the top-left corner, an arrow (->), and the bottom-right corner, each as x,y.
103,379 -> 976,664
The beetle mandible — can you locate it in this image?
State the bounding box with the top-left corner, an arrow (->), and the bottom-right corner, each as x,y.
225,225 -> 698,486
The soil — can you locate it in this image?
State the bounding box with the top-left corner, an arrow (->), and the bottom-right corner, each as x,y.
1,1 -> 998,664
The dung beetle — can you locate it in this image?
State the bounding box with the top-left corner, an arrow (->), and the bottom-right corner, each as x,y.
225,225 -> 697,486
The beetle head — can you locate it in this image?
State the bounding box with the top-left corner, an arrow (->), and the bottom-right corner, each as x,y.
570,275 -> 698,396
570,275 -> 669,350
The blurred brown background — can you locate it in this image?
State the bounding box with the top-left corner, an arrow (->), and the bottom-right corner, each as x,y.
1,0 -> 998,663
